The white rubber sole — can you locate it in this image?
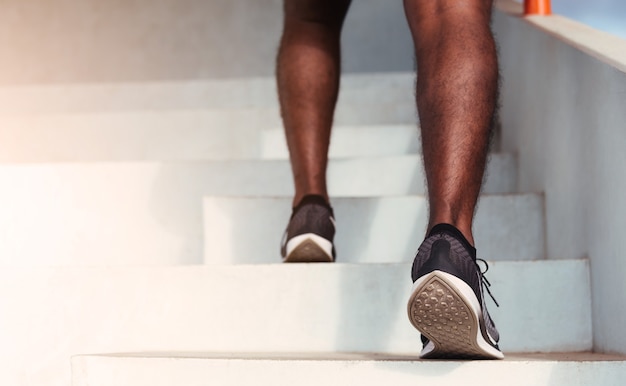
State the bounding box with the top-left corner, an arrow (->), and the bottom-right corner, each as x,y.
407,270 -> 504,359
283,233 -> 334,263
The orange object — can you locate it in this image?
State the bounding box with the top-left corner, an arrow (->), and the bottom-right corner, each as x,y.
524,0 -> 552,15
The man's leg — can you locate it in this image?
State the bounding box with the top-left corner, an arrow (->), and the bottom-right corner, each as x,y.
404,0 -> 503,359
406,0 -> 497,245
277,0 -> 351,207
277,0 -> 351,262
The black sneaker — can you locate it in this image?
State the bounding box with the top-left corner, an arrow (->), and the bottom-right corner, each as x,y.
407,223 -> 503,359
281,195 -> 336,263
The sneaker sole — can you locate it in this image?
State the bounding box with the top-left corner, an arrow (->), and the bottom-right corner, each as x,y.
283,234 -> 334,263
407,270 -> 504,360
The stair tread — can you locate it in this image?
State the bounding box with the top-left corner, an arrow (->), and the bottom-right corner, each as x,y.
78,351 -> 626,362
71,351 -> 626,386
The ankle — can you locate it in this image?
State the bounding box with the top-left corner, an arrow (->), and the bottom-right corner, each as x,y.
293,192 -> 330,208
427,221 -> 474,246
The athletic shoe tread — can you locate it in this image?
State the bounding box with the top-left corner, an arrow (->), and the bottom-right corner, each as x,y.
408,223 -> 503,360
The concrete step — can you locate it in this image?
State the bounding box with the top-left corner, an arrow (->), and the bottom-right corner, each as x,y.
0,110 -> 267,162
262,123 -> 506,159
0,157 -> 514,266
203,194 -> 544,264
72,352 -> 626,386
0,162 -> 205,266
0,260 -> 591,386
323,153 -> 516,195
261,124 -> 421,159
0,72 -> 414,114
0,108 -> 417,163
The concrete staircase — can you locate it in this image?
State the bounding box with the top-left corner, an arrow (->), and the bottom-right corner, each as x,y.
0,72 -> 624,386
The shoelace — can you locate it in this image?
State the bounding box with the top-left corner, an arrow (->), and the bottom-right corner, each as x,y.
476,258 -> 499,307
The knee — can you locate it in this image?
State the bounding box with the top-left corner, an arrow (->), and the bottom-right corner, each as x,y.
283,0 -> 351,31
404,0 -> 493,28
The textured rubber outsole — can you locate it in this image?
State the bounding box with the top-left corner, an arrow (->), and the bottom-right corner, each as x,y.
407,271 -> 503,360
283,236 -> 333,263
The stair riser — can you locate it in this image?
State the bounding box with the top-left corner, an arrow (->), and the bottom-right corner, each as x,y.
261,124 -> 505,159
261,125 -> 421,159
203,195 -> 545,264
0,111 -> 266,162
324,154 -> 516,195
0,73 -> 414,114
0,108 -> 418,163
0,261 -> 591,386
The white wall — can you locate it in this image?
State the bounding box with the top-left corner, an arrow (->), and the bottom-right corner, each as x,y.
0,0 -> 413,84
494,0 -> 626,354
